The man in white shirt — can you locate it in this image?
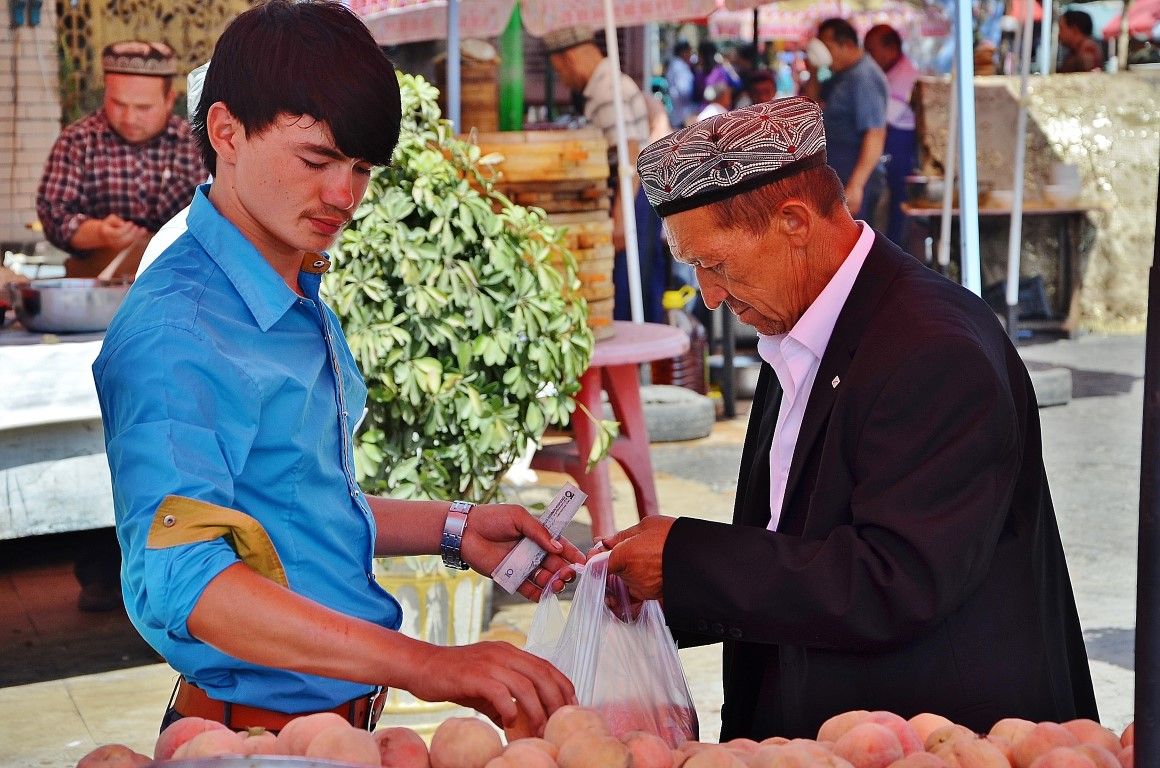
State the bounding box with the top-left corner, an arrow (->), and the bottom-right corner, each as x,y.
864,24 -> 919,247
544,26 -> 664,322
601,99 -> 1098,740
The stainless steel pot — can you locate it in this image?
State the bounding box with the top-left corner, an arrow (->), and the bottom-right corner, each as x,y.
6,277 -> 131,333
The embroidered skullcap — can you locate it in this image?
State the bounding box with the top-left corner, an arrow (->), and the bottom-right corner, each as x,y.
102,40 -> 178,77
637,97 -> 828,218
542,26 -> 595,54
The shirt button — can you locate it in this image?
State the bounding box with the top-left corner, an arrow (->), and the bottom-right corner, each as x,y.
727,628 -> 743,640
710,623 -> 724,635
162,514 -> 176,527
367,572 -> 376,582
351,489 -> 360,497
695,619 -> 708,632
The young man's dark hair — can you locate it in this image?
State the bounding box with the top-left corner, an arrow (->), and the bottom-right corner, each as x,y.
673,40 -> 692,58
193,0 -> 401,175
818,17 -> 860,47
1061,9 -> 1094,38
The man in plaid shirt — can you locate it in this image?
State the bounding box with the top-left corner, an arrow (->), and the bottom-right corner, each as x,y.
37,40 -> 205,281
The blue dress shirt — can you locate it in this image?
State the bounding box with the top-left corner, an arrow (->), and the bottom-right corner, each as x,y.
94,185 -> 402,712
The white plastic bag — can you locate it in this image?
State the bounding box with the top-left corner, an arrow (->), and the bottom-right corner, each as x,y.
525,551 -> 699,747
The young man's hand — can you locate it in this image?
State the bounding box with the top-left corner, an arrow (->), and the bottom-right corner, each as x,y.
460,503 -> 585,602
402,641 -> 577,736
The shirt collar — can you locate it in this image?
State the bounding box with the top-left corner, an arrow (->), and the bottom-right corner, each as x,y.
757,221 -> 875,364
186,184 -> 323,332
583,58 -> 612,101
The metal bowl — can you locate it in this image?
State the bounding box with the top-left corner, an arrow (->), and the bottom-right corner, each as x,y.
6,277 -> 131,333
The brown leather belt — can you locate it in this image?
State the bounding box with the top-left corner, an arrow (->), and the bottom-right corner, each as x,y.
172,679 -> 386,732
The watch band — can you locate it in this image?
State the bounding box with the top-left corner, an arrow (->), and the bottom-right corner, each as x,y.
440,500 -> 473,570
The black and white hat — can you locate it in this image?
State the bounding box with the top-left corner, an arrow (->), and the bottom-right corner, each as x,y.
102,40 -> 178,78
637,97 -> 828,218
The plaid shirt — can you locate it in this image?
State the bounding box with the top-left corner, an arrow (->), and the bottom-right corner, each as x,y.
36,110 -> 206,256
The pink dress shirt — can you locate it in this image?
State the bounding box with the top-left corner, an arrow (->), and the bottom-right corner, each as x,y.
756,222 -> 875,531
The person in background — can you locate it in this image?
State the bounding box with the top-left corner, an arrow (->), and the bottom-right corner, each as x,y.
95,0 -> 579,734
804,18 -> 888,220
694,41 -> 719,109
544,26 -> 664,323
35,41 -> 205,613
1057,10 -> 1105,72
731,43 -> 762,108
696,66 -> 735,122
747,70 -> 777,105
37,41 -> 205,281
864,24 -> 919,248
607,98 -> 1099,740
665,40 -> 698,128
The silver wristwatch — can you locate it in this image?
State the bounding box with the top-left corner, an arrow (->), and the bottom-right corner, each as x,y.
440,500 -> 473,570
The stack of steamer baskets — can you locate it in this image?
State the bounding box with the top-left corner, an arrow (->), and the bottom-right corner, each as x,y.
472,128 -> 617,340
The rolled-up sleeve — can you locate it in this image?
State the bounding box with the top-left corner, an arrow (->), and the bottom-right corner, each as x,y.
36,131 -> 90,250
96,323 -> 261,648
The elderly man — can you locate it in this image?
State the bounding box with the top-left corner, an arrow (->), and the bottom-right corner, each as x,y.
864,24 -> 919,247
37,40 -> 205,280
804,18 -> 888,220
544,27 -> 664,323
605,99 -> 1098,740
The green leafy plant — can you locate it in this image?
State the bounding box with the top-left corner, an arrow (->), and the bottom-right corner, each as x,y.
325,73 -> 615,503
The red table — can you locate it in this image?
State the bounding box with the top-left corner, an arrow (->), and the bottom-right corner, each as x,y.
531,321 -> 690,540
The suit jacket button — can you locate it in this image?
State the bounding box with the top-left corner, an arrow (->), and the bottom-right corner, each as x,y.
710,623 -> 724,635
728,628 -> 743,640
695,619 -> 709,632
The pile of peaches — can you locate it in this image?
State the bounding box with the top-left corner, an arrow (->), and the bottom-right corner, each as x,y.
74,705 -> 1136,768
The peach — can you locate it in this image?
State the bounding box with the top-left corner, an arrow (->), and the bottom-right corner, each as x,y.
305,725 -> 381,766
156,719 -> 233,761
501,741 -> 558,768
866,712 -> 924,755
624,731 -> 676,768
154,716 -> 231,760
1119,723 -> 1134,749
761,737 -> 792,746
1118,745 -> 1133,768
990,719 -> 1037,746
1027,746 -> 1098,768
171,729 -> 246,758
1075,745 -> 1124,768
909,714 -> 956,745
1012,723 -> 1081,768
275,711 -> 351,756
888,753 -> 952,768
544,705 -> 610,747
748,743 -> 828,768
1063,720 -> 1122,754
557,734 -> 631,768
74,744 -> 151,767
681,745 -> 748,768
726,737 -> 762,754
507,737 -> 559,759
503,704 -> 537,742
430,717 -> 504,768
819,711 -> 873,742
237,727 -> 278,755
984,734 -> 1015,764
925,725 -> 978,753
483,759 -> 521,768
834,723 -> 905,768
932,736 -> 1010,768
788,738 -> 840,759
375,725 -> 431,768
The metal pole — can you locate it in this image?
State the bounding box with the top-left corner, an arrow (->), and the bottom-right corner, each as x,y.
1005,1 -> 1037,339
1135,143 -> 1160,768
447,0 -> 461,132
602,0 -> 644,323
937,65 -> 958,276
1039,0 -> 1054,74
953,0 -> 982,295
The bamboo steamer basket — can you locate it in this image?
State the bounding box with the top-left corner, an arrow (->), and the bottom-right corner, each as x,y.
472,129 -> 610,183
548,210 -> 616,341
436,40 -> 499,134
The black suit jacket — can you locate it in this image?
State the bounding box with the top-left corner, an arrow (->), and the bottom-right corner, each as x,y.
663,234 -> 1098,740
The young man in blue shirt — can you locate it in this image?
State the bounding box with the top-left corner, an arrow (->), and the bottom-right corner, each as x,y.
94,0 -> 579,735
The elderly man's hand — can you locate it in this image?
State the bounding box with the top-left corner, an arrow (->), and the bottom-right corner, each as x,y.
599,515 -> 676,603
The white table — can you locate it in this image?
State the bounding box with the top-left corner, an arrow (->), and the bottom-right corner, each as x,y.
0,327 -> 114,539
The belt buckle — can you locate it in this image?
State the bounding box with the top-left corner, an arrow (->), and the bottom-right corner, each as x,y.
365,686 -> 385,730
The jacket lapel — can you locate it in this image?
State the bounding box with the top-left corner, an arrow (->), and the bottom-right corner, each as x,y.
778,234 -> 905,528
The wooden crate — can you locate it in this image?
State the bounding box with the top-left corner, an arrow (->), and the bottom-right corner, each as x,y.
473,129 -> 610,183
